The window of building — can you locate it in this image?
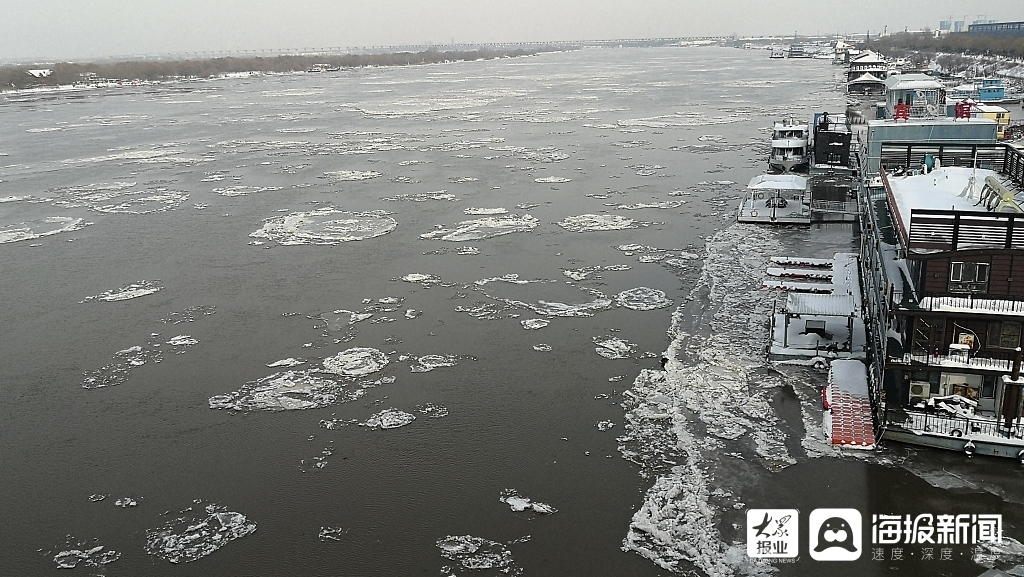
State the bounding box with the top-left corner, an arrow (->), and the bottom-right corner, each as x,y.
982,375 -> 996,398
949,261 -> 989,293
987,321 -> 1021,349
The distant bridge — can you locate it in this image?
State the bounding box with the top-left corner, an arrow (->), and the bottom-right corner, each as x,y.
115,37 -> 733,62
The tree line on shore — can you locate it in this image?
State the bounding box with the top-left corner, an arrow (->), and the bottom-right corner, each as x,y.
0,47 -> 549,90
868,32 -> 1024,62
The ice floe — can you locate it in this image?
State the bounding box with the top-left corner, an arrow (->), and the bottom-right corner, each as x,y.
557,214 -> 655,233
322,347 -> 390,376
414,403 -> 449,418
420,214 -> 538,242
499,489 -> 557,514
534,176 -> 572,183
436,535 -> 520,576
561,264 -> 631,281
615,287 -> 673,311
267,357 -> 306,367
407,354 -> 458,372
79,280 -> 163,303
322,170 -> 383,182
212,185 -> 283,196
593,336 -> 637,359
463,207 -> 508,215
51,537 -> 120,569
0,216 -> 90,244
596,420 -> 616,431
533,344 -> 552,352
209,370 -> 365,411
361,408 -> 416,429
382,190 -> 458,202
520,319 -> 550,330
319,527 -> 348,541
145,502 -> 256,563
250,208 -> 397,245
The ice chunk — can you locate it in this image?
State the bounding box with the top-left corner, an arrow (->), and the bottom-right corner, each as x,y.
596,420 -> 616,431
534,176 -> 572,183
436,535 -> 519,574
322,170 -> 383,182
145,502 -> 256,563
209,370 -> 363,411
52,538 -> 120,569
361,408 -> 416,429
533,344 -> 552,352
500,489 -> 557,514
79,280 -> 163,303
463,207 -> 508,215
557,214 -> 655,232
322,347 -> 389,376
592,336 -> 636,359
267,357 -> 306,368
615,287 -> 673,311
420,214 -> 538,242
0,216 -> 91,244
520,319 -> 550,330
414,403 -> 449,418
319,527 -> 348,541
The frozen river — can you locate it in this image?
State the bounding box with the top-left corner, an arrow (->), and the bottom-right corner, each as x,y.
1,46 -> 1022,576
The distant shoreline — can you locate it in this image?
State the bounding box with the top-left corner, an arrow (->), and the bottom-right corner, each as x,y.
0,47 -> 565,94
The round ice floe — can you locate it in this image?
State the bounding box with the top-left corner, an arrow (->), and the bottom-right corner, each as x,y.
0,216 -> 90,244
322,347 -> 389,376
615,287 -> 673,311
362,408 -> 416,429
250,208 -> 396,245
593,336 -> 636,359
557,214 -> 639,233
420,214 -> 538,242
145,503 -> 256,563
410,354 -> 458,372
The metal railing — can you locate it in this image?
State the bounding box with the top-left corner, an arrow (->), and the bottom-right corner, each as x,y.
887,410 -> 1024,440
889,353 -> 1013,372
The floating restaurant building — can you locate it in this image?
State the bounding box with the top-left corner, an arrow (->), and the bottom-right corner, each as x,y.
856,101 -> 1024,458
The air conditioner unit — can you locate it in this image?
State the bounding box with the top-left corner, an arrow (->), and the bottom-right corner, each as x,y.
909,381 -> 931,405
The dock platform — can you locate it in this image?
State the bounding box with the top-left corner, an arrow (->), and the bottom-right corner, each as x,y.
825,359 -> 876,450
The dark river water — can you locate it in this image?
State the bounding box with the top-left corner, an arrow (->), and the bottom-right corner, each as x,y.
1,46 -> 1021,577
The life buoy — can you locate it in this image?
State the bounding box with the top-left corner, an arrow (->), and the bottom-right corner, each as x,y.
950,429 -> 963,437
964,440 -> 975,457
1018,449 -> 1024,465
751,210 -> 758,217
813,358 -> 827,371
755,192 -> 764,200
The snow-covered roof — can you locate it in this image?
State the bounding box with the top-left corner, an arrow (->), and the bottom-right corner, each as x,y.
748,173 -> 807,190
973,103 -> 1009,113
886,166 -> 1007,218
849,72 -> 885,84
829,359 -> 869,395
850,50 -> 885,64
785,293 -> 858,316
884,74 -> 942,91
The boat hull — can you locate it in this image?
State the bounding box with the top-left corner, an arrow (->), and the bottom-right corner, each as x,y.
882,425 -> 1024,459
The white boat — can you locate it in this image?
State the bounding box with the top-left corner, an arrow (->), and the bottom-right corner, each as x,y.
769,118 -> 809,172
770,48 -> 786,59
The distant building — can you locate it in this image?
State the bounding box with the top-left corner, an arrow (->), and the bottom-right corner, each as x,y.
968,21 -> 1024,36
26,69 -> 52,78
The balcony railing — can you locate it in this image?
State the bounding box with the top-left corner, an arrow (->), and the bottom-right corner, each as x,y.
888,353 -> 1013,372
886,409 -> 1024,440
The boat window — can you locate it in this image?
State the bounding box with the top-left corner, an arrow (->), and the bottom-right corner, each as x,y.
948,262 -> 989,293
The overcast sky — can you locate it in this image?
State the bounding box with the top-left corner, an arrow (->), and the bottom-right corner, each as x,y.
2,0 -> 1021,61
